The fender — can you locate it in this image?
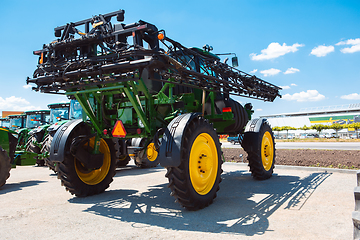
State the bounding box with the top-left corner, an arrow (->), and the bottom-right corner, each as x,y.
50,119 -> 89,163
241,118 -> 268,152
47,120 -> 69,133
244,118 -> 267,133
29,124 -> 49,135
158,112 -> 201,168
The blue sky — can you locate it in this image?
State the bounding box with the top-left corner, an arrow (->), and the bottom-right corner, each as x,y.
0,0 -> 359,118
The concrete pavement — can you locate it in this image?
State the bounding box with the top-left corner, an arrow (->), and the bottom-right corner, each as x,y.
0,163 -> 356,239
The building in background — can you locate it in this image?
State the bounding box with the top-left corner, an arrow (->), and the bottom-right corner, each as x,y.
1,111 -> 24,118
261,103 -> 360,139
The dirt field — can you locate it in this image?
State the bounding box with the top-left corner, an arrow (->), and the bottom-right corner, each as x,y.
223,148 -> 360,169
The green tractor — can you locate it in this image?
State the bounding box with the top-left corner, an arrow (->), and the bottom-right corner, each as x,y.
27,10 -> 281,210
8,114 -> 27,149
26,105 -> 69,166
11,110 -> 50,166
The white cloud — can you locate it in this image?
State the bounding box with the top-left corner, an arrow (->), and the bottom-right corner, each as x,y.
250,42 -> 304,61
260,68 -> 281,77
310,45 -> 334,57
280,86 -> 290,90
336,38 -> 360,53
256,109 -> 263,111
284,67 -> 300,74
0,96 -> 38,111
340,93 -> 360,100
282,90 -> 325,102
249,69 -> 258,74
23,85 -> 32,89
291,83 -> 297,86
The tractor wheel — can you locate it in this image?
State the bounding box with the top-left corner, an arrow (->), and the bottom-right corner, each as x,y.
166,117 -> 222,210
0,146 -> 11,188
57,131 -> 117,197
41,133 -> 57,172
244,122 -> 275,180
26,135 -> 44,166
116,155 -> 130,167
132,139 -> 159,168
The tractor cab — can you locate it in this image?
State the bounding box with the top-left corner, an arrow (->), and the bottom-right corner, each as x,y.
0,117 -> 10,128
69,99 -> 83,120
48,103 -> 70,124
25,110 -> 50,129
8,114 -> 26,130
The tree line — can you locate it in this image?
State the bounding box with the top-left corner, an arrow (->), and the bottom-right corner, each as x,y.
272,122 -> 360,139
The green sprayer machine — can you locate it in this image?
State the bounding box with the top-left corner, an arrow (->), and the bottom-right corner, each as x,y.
27,10 -> 281,210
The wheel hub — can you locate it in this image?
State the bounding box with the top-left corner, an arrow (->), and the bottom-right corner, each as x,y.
189,133 -> 218,195
147,143 -> 158,162
261,131 -> 274,171
75,137 -> 111,185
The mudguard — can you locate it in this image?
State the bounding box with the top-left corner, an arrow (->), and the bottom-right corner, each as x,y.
158,112 -> 201,168
47,120 -> 69,133
29,125 -> 49,135
241,118 -> 268,151
244,118 -> 267,133
50,119 -> 89,163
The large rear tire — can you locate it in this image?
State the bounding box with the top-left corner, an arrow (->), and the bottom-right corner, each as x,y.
243,122 -> 275,180
57,127 -> 117,197
166,117 -> 222,210
0,146 -> 11,188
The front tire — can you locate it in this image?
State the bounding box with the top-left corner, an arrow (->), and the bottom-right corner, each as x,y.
26,134 -> 44,166
243,122 -> 275,180
132,139 -> 159,168
0,146 -> 11,188
57,126 -> 117,197
166,117 -> 222,210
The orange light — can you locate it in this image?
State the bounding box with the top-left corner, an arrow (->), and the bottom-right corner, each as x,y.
158,33 -> 164,40
222,107 -> 232,113
132,32 -> 135,37
112,120 -> 127,138
39,52 -> 44,64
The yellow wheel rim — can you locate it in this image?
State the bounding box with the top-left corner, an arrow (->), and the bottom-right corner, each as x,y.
261,131 -> 274,171
147,143 -> 158,162
189,133 -> 218,195
75,138 -> 111,185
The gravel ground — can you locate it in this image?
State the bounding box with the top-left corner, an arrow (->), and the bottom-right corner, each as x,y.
222,148 -> 360,169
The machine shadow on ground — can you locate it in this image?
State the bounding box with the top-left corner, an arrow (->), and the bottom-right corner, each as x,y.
69,170 -> 331,236
0,180 -> 47,195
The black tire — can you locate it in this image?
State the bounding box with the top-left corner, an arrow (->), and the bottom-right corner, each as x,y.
57,125 -> 117,197
26,134 -> 44,166
0,146 -> 11,188
116,155 -> 130,167
166,117 -> 222,210
243,122 -> 275,180
133,139 -> 159,168
26,135 -> 41,153
41,133 -> 57,172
